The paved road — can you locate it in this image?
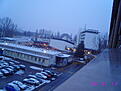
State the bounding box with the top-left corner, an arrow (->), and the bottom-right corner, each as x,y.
34,62 -> 85,91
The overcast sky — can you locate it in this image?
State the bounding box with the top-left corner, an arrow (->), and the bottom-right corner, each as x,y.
0,0 -> 113,35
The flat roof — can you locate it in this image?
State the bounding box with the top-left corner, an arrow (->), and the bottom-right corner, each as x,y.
81,29 -> 99,34
54,49 -> 121,91
0,43 -> 61,55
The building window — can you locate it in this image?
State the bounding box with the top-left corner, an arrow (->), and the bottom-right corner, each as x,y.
36,58 -> 39,61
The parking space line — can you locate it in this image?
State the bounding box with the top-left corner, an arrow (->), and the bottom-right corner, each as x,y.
57,73 -> 63,76
68,71 -> 73,74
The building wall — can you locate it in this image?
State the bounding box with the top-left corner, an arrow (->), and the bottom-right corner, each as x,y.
50,39 -> 74,51
2,49 -> 55,67
84,33 -> 99,50
78,32 -> 99,51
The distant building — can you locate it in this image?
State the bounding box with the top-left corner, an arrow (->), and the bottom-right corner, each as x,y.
0,37 -> 32,45
77,29 -> 99,51
49,39 -> 74,51
0,43 -> 72,67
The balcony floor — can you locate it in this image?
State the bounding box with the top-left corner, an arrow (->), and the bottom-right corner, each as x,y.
54,49 -> 121,91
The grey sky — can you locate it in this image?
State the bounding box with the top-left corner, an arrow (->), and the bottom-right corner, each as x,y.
0,0 -> 113,35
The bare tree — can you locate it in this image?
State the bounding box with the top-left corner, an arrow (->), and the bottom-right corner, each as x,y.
0,17 -> 17,37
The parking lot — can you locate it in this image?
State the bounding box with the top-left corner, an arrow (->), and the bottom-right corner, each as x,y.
0,56 -> 85,91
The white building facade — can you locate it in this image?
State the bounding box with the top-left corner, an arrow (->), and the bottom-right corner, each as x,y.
77,29 -> 99,51
49,39 -> 74,51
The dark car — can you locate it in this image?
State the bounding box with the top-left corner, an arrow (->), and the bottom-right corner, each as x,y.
19,65 -> 26,70
44,70 -> 57,78
5,83 -> 20,91
0,57 -> 3,60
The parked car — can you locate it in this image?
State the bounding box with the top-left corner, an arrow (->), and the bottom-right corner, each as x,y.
23,78 -> 40,86
5,83 -> 20,91
0,57 -> 3,60
0,56 -> 4,59
28,75 -> 43,83
35,73 -> 47,80
9,66 -> 17,72
0,71 -> 3,77
0,62 -> 9,68
6,68 -> 14,75
41,72 -> 52,79
12,81 -> 28,90
4,59 -> 12,62
19,65 -> 26,70
44,70 -> 57,78
13,65 -> 20,70
0,65 -> 3,69
1,69 -> 10,76
8,66 -> 14,70
9,62 -> 15,65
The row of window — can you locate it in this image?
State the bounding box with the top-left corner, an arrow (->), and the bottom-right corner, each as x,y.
1,44 -> 52,58
3,50 -> 50,66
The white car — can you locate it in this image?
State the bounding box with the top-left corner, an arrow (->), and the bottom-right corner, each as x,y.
12,81 -> 28,90
35,73 -> 47,79
23,78 -> 40,86
9,62 -> 15,65
28,75 -> 43,83
1,69 -> 10,75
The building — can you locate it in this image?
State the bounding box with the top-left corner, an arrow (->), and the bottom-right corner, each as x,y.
49,39 -> 74,51
109,0 -> 121,48
77,29 -> 99,51
0,43 -> 72,67
56,54 -> 72,67
0,37 -> 33,45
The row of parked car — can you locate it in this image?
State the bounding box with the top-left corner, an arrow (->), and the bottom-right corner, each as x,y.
5,69 -> 57,91
0,56 -> 26,77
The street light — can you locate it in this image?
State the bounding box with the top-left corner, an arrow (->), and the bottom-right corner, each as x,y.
87,51 -> 91,54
